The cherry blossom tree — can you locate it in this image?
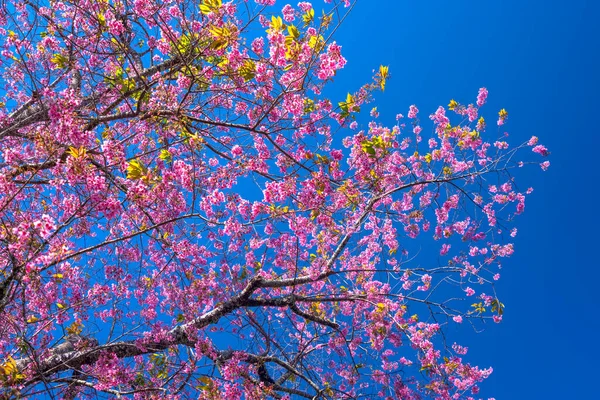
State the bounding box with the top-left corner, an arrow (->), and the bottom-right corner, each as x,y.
0,0 -> 549,398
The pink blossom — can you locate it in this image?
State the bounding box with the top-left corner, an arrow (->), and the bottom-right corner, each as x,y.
282,4 -> 295,22
297,2 -> 312,12
231,145 -> 243,157
494,141 -> 509,150
421,274 -> 432,284
316,42 -> 346,80
252,37 -> 265,55
408,105 -> 419,119
330,149 -> 343,160
440,243 -> 451,256
399,357 -> 413,366
476,87 -> 488,107
466,104 -> 478,122
452,343 -> 469,355
429,106 -> 449,131
532,145 -> 549,156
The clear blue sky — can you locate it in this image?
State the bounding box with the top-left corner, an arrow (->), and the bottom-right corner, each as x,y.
329,0 -> 599,398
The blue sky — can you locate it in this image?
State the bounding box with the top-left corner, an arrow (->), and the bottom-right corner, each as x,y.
329,0 -> 599,397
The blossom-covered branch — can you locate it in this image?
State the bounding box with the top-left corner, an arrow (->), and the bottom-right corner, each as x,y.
0,0 -> 548,398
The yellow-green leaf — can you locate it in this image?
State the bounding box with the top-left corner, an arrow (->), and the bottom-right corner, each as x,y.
210,39 -> 228,51
97,13 -> 106,27
320,10 -> 333,29
0,356 -> 25,382
50,53 -> 69,69
287,25 -> 300,40
200,0 -> 222,14
362,143 -> 376,156
209,26 -> 225,38
67,146 -> 87,159
199,4 -> 212,14
308,34 -> 324,51
158,149 -> 172,162
198,376 -> 213,391
66,321 -> 83,335
126,159 -> 147,180
303,98 -> 315,114
379,65 -> 389,91
239,59 -> 256,81
302,8 -> 315,26
270,16 -> 285,32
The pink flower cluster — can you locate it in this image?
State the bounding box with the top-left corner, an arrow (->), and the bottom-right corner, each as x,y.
317,42 -> 347,80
